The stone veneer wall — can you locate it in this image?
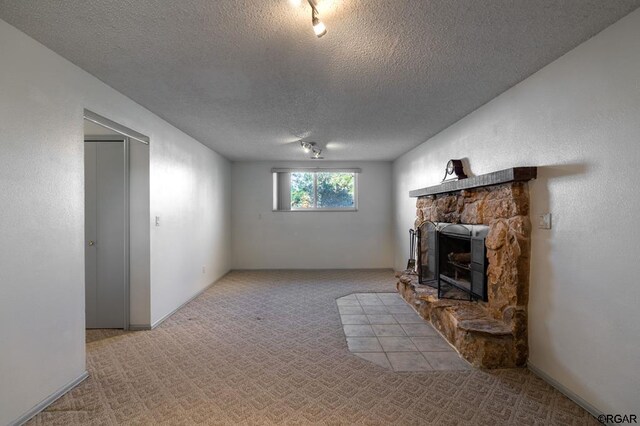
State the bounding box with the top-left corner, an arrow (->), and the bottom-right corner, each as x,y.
406,181 -> 531,367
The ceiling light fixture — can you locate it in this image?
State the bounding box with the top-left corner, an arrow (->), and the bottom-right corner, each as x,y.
300,141 -> 324,159
294,0 -> 327,38
312,16 -> 327,38
311,146 -> 324,159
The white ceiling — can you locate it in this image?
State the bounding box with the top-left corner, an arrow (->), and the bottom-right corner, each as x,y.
1,1 -> 638,161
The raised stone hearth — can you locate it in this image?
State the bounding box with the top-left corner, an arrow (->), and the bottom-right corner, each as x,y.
399,168 -> 536,369
397,271 -> 523,368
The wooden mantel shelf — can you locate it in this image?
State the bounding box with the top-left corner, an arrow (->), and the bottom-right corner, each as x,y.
409,167 -> 537,198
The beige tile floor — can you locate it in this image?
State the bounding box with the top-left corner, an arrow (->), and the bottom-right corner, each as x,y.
337,292 -> 472,372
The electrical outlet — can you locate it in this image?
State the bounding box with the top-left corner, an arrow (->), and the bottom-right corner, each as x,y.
538,213 -> 552,229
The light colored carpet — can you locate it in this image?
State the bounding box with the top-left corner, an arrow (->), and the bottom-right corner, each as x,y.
29,270 -> 597,425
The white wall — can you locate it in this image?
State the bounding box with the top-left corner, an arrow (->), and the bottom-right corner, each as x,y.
129,139 -> 151,327
232,161 -> 393,269
393,9 -> 640,414
150,135 -> 230,325
0,19 -> 231,425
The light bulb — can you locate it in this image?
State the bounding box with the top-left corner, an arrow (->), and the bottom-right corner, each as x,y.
312,18 -> 327,38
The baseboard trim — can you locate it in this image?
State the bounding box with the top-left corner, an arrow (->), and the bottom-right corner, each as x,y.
230,268 -> 395,272
150,285 -> 211,329
150,271 -> 230,329
10,371 -> 89,426
128,324 -> 152,331
527,362 -> 603,422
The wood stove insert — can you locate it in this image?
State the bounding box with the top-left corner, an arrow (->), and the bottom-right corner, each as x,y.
417,222 -> 489,302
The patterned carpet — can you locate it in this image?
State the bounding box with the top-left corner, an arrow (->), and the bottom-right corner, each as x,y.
29,270 -> 598,425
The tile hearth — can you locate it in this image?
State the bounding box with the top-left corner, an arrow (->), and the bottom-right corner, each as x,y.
337,293 -> 471,372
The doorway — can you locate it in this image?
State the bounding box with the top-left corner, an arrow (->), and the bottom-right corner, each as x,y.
83,111 -> 150,330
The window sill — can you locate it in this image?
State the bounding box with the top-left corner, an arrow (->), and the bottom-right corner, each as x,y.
273,209 -> 358,212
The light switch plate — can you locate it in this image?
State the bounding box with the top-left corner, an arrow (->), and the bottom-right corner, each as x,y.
155,216 -> 160,227
538,213 -> 552,229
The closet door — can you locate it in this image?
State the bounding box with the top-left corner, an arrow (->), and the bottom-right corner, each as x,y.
85,141 -> 126,329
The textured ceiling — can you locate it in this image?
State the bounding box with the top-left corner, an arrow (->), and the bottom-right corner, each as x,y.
1,1 -> 639,161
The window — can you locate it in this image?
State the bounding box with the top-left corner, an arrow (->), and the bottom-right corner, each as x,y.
273,168 -> 360,211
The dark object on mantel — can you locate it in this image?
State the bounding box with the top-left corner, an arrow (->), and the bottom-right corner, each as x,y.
410,167 -> 537,198
442,159 -> 468,182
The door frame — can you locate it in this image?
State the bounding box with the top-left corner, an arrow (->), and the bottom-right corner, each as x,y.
84,109 -> 150,330
84,109 -> 150,145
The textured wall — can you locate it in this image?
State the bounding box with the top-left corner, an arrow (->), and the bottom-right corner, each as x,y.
393,9 -> 640,413
0,19 -> 231,424
150,131 -> 231,325
231,161 -> 393,270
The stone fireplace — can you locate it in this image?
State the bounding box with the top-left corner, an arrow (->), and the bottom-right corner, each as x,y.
397,167 -> 536,368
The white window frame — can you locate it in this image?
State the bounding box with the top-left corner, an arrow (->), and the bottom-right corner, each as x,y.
272,168 -> 360,212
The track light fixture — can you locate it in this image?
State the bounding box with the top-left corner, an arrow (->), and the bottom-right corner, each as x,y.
311,145 -> 323,159
291,0 -> 327,38
311,3 -> 327,38
300,141 -> 323,159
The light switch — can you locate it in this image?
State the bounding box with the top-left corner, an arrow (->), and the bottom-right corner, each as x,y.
538,213 -> 552,229
155,216 -> 160,227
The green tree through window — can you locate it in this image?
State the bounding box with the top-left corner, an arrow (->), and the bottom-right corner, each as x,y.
317,172 -> 354,208
290,172 -> 355,209
291,172 -> 314,209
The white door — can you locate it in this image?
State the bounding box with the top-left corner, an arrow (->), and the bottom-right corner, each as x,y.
84,140 -> 126,329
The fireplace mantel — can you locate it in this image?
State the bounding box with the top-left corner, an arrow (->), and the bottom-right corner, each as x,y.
409,167 -> 537,198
